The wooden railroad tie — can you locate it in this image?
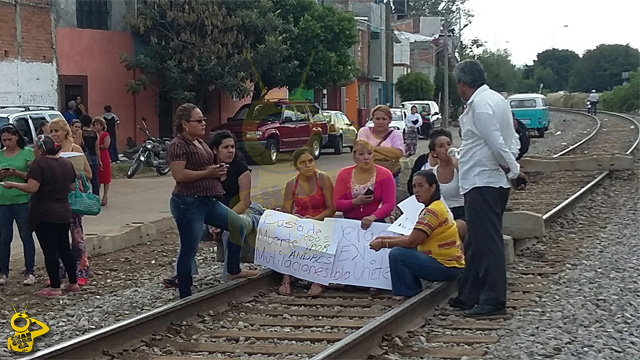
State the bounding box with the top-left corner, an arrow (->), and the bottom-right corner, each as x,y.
401,347 -> 486,359
235,316 -> 368,328
235,306 -> 385,318
427,334 -> 500,344
519,154 -> 634,172
169,341 -> 325,355
205,330 -> 347,342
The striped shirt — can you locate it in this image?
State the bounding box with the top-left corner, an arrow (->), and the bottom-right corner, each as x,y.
167,133 -> 224,197
414,200 -> 465,268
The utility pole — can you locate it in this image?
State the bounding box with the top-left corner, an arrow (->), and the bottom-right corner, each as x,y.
385,0 -> 393,106
443,24 -> 449,129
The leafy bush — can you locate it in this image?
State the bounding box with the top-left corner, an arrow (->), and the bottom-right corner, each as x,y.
600,70 -> 639,113
395,72 -> 435,102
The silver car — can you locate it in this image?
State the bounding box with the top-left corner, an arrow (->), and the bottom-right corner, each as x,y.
0,106 -> 64,145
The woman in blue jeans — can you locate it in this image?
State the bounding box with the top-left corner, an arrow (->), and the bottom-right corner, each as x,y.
166,103 -> 259,298
0,124 -> 36,286
163,129 -> 255,289
370,170 -> 465,299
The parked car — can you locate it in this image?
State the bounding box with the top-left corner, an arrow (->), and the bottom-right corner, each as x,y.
213,99 -> 329,165
508,94 -> 550,137
320,110 -> 357,155
365,107 -> 407,134
400,101 -> 442,128
0,105 -> 64,145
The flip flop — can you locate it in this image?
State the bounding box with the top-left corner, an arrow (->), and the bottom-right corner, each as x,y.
37,288 -> 62,297
278,282 -> 291,296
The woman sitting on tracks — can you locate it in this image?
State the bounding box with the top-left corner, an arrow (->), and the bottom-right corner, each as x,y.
167,103 -> 259,299
163,129 -> 258,289
369,170 -> 465,300
280,147 -> 335,296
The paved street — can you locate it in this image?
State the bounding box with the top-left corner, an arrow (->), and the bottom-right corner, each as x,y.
7,136 -> 455,261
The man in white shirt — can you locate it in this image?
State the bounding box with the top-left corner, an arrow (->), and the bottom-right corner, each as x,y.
588,90 -> 599,116
448,60 -> 526,317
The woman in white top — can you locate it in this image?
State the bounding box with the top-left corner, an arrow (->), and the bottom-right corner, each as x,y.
407,129 -> 450,194
429,131 -> 467,239
404,106 -> 421,156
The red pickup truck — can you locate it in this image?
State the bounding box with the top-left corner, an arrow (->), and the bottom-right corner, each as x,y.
214,99 -> 329,165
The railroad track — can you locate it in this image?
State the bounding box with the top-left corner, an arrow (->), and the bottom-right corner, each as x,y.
25,109 -> 639,360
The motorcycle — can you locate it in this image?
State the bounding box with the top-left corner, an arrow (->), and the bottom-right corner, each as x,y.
127,118 -> 172,179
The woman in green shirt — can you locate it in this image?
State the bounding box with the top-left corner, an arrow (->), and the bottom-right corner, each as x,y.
0,124 -> 36,286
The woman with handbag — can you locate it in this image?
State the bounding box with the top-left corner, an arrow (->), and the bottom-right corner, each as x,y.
357,105 -> 404,184
48,118 -> 92,286
2,135 -> 79,297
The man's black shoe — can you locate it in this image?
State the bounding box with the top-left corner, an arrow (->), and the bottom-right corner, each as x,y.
448,297 -> 473,310
463,305 -> 507,317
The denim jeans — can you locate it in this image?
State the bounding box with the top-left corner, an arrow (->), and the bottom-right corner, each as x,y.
170,194 -> 250,298
389,247 -> 463,297
108,136 -> 119,163
0,203 -> 35,275
173,225 -> 204,277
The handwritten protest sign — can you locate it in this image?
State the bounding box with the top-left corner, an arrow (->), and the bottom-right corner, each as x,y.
254,210 -> 336,285
254,210 -> 397,290
388,195 -> 424,235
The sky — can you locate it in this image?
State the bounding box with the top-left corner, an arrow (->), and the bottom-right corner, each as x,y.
462,0 -> 640,66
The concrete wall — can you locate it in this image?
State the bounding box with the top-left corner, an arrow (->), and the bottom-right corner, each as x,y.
53,0 -> 133,31
0,0 -> 58,106
419,16 -> 442,37
0,61 -> 57,105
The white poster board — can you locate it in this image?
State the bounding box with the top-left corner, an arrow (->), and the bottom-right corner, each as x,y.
254,210 -> 397,290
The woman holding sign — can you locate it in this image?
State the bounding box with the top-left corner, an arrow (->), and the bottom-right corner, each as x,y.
370,170 -> 465,300
280,147 -> 335,296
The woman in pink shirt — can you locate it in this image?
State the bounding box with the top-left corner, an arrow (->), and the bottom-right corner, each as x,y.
357,105 -> 404,184
333,140 -> 396,230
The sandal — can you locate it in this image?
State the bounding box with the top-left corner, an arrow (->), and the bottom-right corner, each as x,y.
308,283 -> 324,297
37,288 -> 62,297
227,269 -> 260,281
278,281 -> 291,295
65,283 -> 80,292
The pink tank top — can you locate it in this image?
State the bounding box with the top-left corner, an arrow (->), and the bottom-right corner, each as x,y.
293,172 -> 327,218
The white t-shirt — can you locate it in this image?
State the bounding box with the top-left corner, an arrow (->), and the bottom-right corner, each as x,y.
588,93 -> 599,102
433,165 -> 465,208
405,113 -> 421,128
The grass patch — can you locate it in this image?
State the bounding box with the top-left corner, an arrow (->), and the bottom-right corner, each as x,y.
111,162 -> 155,179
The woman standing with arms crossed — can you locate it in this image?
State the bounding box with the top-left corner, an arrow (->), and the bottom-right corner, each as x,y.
404,106 -> 421,157
0,124 -> 36,286
357,105 -> 404,184
48,118 -> 92,286
2,135 -> 79,296
280,147 -> 335,296
167,103 -> 258,299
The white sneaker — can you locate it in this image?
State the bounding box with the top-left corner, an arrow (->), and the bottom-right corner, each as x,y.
0,274 -> 7,286
23,274 -> 35,286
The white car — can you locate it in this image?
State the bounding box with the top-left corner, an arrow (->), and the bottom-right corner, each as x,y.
0,105 -> 64,145
365,107 -> 407,134
400,100 -> 442,128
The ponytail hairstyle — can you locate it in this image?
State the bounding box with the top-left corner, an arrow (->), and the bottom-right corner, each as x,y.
413,169 -> 441,205
35,135 -> 62,155
174,103 -> 198,134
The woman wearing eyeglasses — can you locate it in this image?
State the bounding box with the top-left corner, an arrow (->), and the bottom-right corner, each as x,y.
0,124 -> 36,286
167,103 -> 259,299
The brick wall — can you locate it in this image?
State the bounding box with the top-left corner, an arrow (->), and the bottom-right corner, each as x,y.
0,0 -> 53,62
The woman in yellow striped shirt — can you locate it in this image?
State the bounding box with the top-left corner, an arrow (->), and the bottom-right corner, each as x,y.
370,170 -> 465,299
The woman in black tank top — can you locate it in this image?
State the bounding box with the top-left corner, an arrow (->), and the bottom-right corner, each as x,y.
80,115 -> 100,196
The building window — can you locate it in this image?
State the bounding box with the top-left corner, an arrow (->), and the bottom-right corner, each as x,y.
77,0 -> 109,30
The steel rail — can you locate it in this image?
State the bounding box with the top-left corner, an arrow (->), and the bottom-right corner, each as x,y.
313,109 -> 640,360
21,271 -> 280,359
551,109 -> 601,157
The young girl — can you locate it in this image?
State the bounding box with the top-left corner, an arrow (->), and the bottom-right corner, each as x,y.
280,148 -> 335,296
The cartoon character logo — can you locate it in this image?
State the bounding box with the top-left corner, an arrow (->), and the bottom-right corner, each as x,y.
7,302 -> 49,353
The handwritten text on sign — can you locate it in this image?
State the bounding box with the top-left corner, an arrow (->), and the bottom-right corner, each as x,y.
254,210 -> 395,289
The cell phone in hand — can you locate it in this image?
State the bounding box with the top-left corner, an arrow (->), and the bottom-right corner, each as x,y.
1,167 -> 11,171
364,188 -> 374,196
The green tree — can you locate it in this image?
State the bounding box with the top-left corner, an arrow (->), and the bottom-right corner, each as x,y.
533,66 -> 555,92
532,49 -> 579,91
600,69 -> 640,112
123,0 -> 248,105
474,49 -> 518,93
396,72 -> 435,102
569,44 -> 640,92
